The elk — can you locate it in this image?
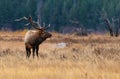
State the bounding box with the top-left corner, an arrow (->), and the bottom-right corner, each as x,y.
15,16 -> 52,58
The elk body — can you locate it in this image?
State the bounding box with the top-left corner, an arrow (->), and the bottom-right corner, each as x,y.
16,16 -> 52,58
25,29 -> 52,58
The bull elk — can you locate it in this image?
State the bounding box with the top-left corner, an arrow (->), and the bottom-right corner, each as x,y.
15,16 -> 52,58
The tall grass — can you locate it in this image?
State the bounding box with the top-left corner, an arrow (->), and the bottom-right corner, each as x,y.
0,31 -> 120,79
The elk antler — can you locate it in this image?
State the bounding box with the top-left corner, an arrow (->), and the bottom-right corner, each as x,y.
27,16 -> 43,30
15,16 -> 50,31
41,24 -> 50,30
14,16 -> 28,21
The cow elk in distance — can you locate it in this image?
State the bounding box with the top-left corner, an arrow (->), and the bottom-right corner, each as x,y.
15,16 -> 52,58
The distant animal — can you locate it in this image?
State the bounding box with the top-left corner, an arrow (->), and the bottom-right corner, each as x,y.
16,16 -> 52,58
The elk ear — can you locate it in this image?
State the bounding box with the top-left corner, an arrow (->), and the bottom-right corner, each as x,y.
39,28 -> 45,34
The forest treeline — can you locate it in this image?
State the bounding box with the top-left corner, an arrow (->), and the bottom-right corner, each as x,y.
0,0 -> 120,32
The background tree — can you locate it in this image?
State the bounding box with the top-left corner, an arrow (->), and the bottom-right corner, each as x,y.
0,0 -> 120,34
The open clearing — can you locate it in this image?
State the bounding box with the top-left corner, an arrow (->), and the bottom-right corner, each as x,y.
0,31 -> 120,79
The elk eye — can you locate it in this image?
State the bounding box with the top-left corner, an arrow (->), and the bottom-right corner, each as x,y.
42,31 -> 45,34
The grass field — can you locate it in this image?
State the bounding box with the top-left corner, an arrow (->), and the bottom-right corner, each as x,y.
0,31 -> 120,79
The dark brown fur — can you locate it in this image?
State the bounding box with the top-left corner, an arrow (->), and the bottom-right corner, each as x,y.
25,30 -> 52,58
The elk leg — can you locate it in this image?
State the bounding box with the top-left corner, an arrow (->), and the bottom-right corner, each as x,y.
32,47 -> 35,58
26,47 -> 29,58
28,48 -> 31,58
36,46 -> 39,58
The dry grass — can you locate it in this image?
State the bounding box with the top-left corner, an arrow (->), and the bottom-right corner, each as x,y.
0,31 -> 120,79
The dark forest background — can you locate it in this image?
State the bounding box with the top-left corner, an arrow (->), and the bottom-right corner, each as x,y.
0,0 -> 120,33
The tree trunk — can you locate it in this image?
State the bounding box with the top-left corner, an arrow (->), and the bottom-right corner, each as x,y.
104,18 -> 114,36
36,0 -> 43,25
115,19 -> 119,37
